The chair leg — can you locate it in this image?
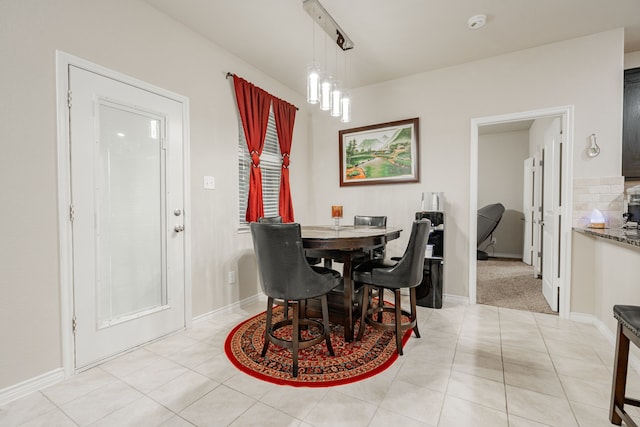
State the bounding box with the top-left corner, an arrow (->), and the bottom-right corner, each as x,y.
394,289 -> 403,355
320,294 -> 335,356
357,285 -> 370,341
283,300 -> 289,320
261,297 -> 274,357
611,322 -> 630,425
376,287 -> 384,322
292,302 -> 299,377
410,287 -> 421,338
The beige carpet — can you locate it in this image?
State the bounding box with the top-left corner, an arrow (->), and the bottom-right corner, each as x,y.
477,258 -> 557,315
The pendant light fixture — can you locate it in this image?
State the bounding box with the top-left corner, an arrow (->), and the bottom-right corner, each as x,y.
303,0 -> 353,120
306,2 -> 320,104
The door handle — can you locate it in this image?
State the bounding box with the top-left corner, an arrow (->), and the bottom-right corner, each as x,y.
174,225 -> 184,232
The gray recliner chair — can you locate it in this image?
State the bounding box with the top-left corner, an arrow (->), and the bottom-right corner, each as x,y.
477,203 -> 505,260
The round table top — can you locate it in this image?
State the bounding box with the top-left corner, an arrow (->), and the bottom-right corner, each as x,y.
301,225 -> 402,250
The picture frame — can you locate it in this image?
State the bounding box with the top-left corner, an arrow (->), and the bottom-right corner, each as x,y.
339,117 -> 420,186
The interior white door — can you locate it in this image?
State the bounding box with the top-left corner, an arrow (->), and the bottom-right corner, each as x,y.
69,66 -> 186,368
522,157 -> 534,265
541,118 -> 562,312
531,150 -> 542,278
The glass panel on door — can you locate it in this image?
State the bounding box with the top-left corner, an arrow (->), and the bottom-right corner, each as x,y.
96,103 -> 166,328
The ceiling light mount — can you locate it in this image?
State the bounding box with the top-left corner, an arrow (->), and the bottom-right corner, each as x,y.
467,14 -> 487,30
303,0 -> 354,50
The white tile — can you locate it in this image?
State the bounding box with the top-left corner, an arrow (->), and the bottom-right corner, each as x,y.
41,367 -> 118,406
394,355 -> 451,393
223,371 -> 276,400
559,375 -> 611,409
258,385 -> 327,419
506,385 -> 578,427
446,371 -> 506,411
89,396 -> 174,427
0,393 -> 56,427
507,414 -> 553,427
367,406 -> 433,427
229,401 -> 299,426
379,380 -> 444,425
452,350 -> 504,382
145,333 -> 201,358
60,380 -> 143,426
148,370 -> 218,412
16,407 -> 76,427
438,395 -> 508,427
121,356 -> 190,394
192,352 -> 238,383
503,362 -> 564,397
501,345 -> 553,371
569,401 -> 613,427
304,390 -> 377,427
179,385 -> 255,427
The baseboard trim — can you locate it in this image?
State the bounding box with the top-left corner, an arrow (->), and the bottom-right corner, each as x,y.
0,368 -> 65,406
192,294 -> 265,324
443,294 -> 469,305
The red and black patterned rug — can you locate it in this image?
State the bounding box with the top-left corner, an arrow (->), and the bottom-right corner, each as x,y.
224,305 -> 411,387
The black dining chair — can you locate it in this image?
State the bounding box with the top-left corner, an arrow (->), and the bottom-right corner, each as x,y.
354,215 -> 388,261
258,216 -> 322,266
353,219 -> 431,355
250,222 -> 342,377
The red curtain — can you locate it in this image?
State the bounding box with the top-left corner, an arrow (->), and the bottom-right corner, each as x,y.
233,75 -> 272,222
273,98 -> 296,223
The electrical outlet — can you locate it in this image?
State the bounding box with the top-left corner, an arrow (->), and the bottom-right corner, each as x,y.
490,237 -> 497,245
203,176 -> 215,190
228,271 -> 236,284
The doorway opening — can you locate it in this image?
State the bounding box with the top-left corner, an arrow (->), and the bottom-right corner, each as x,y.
469,106 -> 574,318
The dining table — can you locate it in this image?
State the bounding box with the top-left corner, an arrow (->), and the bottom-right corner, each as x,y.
301,225 -> 402,341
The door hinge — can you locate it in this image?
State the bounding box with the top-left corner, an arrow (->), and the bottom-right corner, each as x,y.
67,90 -> 72,108
72,316 -> 77,334
69,204 -> 75,222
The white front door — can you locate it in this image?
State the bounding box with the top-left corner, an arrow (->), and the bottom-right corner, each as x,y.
69,66 -> 186,368
541,118 -> 562,312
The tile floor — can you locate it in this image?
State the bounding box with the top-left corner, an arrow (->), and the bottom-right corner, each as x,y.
1,299 -> 637,426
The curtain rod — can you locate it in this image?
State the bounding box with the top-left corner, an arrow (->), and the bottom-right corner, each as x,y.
225,72 -> 299,111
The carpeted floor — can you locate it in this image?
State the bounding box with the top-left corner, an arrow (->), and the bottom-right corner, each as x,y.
477,258 -> 557,315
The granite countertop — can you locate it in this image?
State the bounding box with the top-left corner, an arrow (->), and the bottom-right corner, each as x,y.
574,226 -> 640,247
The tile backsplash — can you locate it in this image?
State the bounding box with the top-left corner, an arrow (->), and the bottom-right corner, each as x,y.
573,176 -> 624,228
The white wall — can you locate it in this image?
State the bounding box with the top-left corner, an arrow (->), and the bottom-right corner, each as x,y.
478,130 -> 529,258
625,51 -> 640,69
308,29 -> 624,298
0,0 -> 313,390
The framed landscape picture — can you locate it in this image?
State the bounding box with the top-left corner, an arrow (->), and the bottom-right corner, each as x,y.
339,117 -> 420,186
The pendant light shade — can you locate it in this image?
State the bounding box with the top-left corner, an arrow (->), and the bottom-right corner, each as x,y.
330,80 -> 342,117
319,73 -> 332,111
340,92 -> 351,123
307,63 -> 320,104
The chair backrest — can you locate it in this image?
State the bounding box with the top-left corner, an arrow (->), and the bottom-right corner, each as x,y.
258,216 -> 282,224
370,219 -> 431,289
354,215 -> 387,228
250,222 -> 341,300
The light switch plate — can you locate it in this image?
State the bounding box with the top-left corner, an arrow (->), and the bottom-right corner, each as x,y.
203,176 -> 215,190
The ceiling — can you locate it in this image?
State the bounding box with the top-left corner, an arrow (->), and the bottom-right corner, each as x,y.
145,0 -> 640,97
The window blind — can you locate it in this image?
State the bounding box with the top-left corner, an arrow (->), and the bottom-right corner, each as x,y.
238,107 -> 281,226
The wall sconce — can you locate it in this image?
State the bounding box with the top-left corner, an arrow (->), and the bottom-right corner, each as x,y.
587,133 -> 600,158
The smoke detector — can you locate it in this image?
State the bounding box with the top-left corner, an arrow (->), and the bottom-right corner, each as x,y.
467,14 -> 487,30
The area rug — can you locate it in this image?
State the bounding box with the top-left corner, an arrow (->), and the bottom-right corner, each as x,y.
224,305 -> 411,387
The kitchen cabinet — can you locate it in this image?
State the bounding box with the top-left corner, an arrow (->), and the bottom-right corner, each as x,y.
623,67 -> 640,179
